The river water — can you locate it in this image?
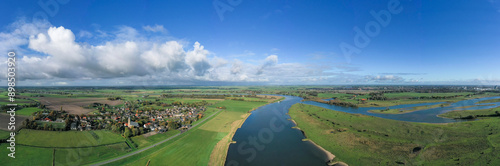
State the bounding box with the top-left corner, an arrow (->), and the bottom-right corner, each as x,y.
225,95 -> 500,166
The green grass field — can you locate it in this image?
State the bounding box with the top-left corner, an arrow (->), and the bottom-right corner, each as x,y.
36,121 -> 66,129
131,130 -> 181,148
54,143 -> 130,166
209,100 -> 268,113
383,92 -> 474,99
477,98 -> 500,104
0,144 -> 53,166
316,92 -> 499,108
438,106 -> 500,119
369,103 -> 451,114
289,103 -> 500,165
15,107 -> 43,116
16,129 -> 125,147
0,129 -> 11,139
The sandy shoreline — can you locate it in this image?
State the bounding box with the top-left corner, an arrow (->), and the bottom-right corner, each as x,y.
307,139 -> 335,161
211,95 -> 284,165
289,117 -> 338,163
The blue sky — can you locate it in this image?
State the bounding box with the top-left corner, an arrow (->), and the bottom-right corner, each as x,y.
0,0 -> 499,86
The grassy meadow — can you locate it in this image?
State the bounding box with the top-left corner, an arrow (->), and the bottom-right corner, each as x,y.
0,129 -> 11,139
439,106 -> 500,119
369,103 -> 451,114
0,144 -> 53,166
0,129 -> 130,166
131,130 -> 181,148
289,103 -> 500,165
15,107 -> 43,116
317,92 -> 499,107
16,129 -> 125,147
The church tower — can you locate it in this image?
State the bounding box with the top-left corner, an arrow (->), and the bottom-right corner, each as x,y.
128,116 -> 131,127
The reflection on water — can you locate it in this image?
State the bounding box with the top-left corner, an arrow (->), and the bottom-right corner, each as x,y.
305,96 -> 500,123
225,95 -> 500,166
225,96 -> 329,166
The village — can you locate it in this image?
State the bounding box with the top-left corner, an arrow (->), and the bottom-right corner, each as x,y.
21,98 -> 209,138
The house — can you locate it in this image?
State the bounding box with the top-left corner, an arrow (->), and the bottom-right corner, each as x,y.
129,122 -> 139,128
158,127 -> 167,133
70,122 -> 78,130
86,124 -> 92,130
127,117 -> 140,128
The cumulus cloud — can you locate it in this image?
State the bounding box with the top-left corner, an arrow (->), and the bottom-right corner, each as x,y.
78,30 -> 93,38
140,41 -> 186,72
0,20 -> 426,86
0,19 -> 51,54
186,42 -> 211,76
231,60 -> 243,74
143,25 -> 166,33
29,26 -> 86,64
257,55 -> 278,75
365,75 -> 404,82
0,21 -> 219,84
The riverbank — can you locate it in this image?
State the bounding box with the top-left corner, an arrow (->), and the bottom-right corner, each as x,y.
290,118 -> 337,163
208,113 -> 250,166
368,103 -> 451,114
289,109 -> 345,165
289,103 -> 500,165
438,105 -> 500,119
209,95 -> 284,166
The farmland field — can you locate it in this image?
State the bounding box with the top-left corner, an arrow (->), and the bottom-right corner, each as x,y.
0,114 -> 28,131
15,107 -> 43,116
16,129 -> 125,147
37,97 -> 123,115
0,129 -> 10,139
54,143 -> 130,166
0,144 -> 53,166
131,130 -> 181,148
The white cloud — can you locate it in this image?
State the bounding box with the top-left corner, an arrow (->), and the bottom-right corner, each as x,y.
143,25 -> 166,33
93,41 -> 141,75
257,55 -> 278,75
141,41 -> 186,72
78,30 -> 93,38
186,42 -> 211,76
231,60 -> 243,74
365,75 -> 404,82
29,26 -> 86,64
0,20 -> 432,86
54,82 -> 68,85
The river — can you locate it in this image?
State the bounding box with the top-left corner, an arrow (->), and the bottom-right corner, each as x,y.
225,95 -> 500,165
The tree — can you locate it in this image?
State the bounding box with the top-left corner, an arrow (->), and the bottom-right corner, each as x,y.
65,119 -> 72,131
167,121 -> 179,129
132,128 -> 139,136
112,125 -> 119,133
124,127 -> 132,137
139,127 -> 145,135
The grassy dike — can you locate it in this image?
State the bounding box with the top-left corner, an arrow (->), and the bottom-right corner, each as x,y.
289,103 -> 500,166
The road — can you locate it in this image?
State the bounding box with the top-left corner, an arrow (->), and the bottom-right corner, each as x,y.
90,109 -> 222,166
